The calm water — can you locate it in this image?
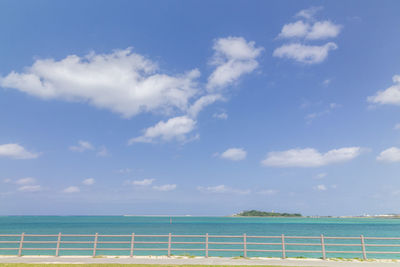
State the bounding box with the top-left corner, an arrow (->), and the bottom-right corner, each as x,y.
1,216 -> 400,259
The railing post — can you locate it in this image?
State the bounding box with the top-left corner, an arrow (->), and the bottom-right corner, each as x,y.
320,234 -> 326,260
93,233 -> 98,257
130,233 -> 135,257
205,233 -> 209,258
281,234 -> 286,259
168,233 -> 172,257
56,232 -> 62,257
243,233 -> 247,258
360,235 -> 367,260
18,232 -> 25,257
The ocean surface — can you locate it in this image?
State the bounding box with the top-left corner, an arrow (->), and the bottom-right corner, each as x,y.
1,216 -> 400,259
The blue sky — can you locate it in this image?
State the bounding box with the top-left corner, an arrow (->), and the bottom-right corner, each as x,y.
1,0 -> 400,216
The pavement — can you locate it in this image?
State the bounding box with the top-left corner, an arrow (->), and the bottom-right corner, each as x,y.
1,256 -> 400,266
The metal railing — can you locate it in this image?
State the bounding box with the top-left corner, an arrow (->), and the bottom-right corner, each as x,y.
1,233 -> 400,259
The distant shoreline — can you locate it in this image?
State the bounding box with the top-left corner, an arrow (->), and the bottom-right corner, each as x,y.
1,214 -> 400,219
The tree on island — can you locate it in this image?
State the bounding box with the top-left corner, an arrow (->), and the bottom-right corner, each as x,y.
236,210 -> 302,217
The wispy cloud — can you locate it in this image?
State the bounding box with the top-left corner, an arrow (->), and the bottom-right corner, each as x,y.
198,185 -> 250,195
16,177 -> 36,185
82,178 -> 95,185
69,141 -> 109,157
117,168 -> 132,174
129,116 -> 197,144
13,177 -> 42,192
257,189 -> 278,195
153,184 -> 176,191
18,185 -> 42,192
0,48 -> 200,118
314,184 -> 327,191
131,179 -> 155,186
207,37 -> 263,90
0,144 -> 39,159
306,21 -> 342,40
368,75 -> 400,106
212,112 -> 228,120
128,37 -> 263,144
63,186 -> 80,193
274,7 -> 341,64
96,146 -> 109,157
218,148 -> 247,161
305,102 -> 341,123
377,147 -> 400,163
262,147 -> 362,167
315,173 -> 327,179
69,141 -> 94,152
295,6 -> 323,20
273,43 -> 337,64
322,79 -> 331,86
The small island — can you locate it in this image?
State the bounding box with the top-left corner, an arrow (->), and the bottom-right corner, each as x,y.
235,210 -> 302,217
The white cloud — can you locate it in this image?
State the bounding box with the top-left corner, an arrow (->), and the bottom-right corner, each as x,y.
16,177 -> 36,185
69,141 -> 94,152
295,6 -> 323,20
278,21 -> 310,39
394,123 -> 400,130
377,147 -> 400,162
14,177 -> 41,192
1,41 -> 262,146
63,186 -> 80,193
18,185 -> 42,192
198,185 -> 229,193
0,48 -> 200,118
132,178 -> 155,186
117,168 -> 132,174
128,37 -> 260,144
257,189 -> 278,195
153,184 -> 176,191
262,147 -> 361,167
322,79 -> 331,86
279,15 -> 340,40
70,141 -> 108,156
314,184 -> 327,191
0,143 -> 39,159
329,103 -> 340,109
197,185 -> 250,195
305,102 -> 341,123
3,178 -> 11,183
273,43 -> 337,64
82,178 -> 95,185
315,173 -> 327,179
96,146 -> 109,157
368,75 -> 400,106
213,112 -> 228,120
187,94 -> 223,118
275,8 -> 341,64
306,21 -> 341,40
207,37 -> 263,90
129,116 -> 197,144
219,148 -> 247,161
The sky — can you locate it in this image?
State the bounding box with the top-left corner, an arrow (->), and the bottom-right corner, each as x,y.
1,0 -> 400,216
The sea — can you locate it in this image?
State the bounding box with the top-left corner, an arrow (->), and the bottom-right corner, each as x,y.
1,216 -> 400,259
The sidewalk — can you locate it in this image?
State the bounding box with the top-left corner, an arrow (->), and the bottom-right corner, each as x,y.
1,256 -> 400,266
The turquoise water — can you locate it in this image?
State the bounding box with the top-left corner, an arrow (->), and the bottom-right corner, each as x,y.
1,216 -> 400,259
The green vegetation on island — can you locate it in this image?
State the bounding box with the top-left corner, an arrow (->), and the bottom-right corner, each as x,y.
235,210 -> 302,217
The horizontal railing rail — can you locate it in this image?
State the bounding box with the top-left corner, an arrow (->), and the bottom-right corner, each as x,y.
0,233 -> 399,259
